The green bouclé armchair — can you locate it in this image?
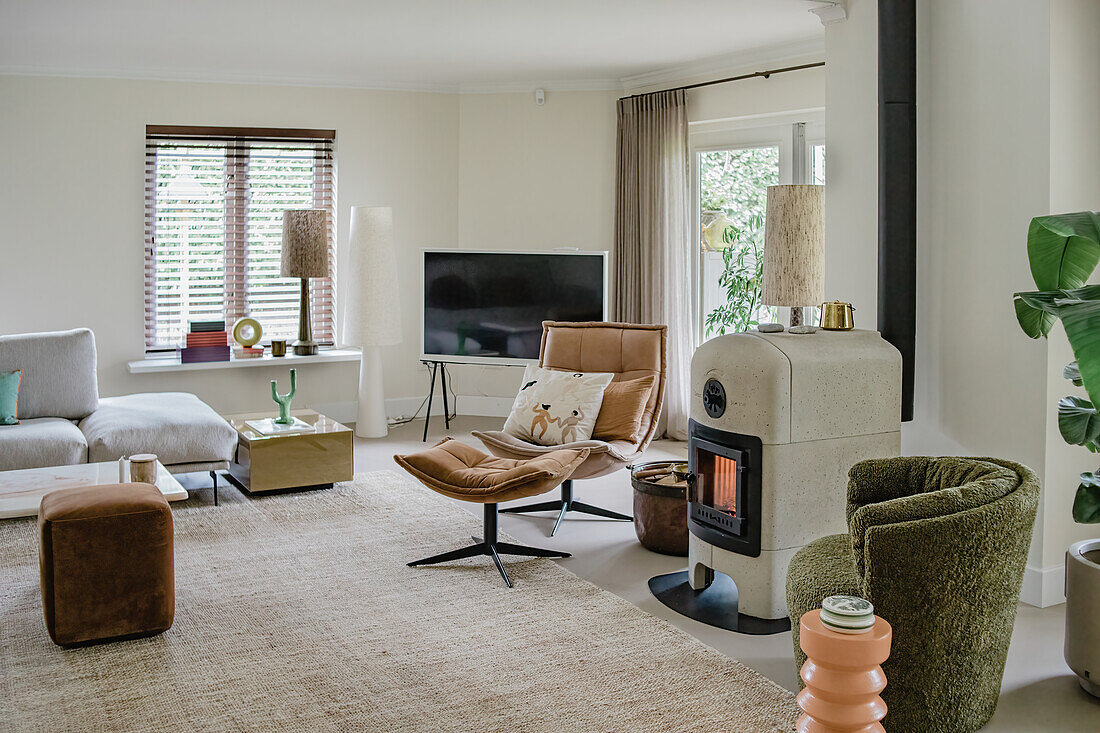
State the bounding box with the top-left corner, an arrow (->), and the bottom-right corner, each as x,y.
786,457 -> 1040,732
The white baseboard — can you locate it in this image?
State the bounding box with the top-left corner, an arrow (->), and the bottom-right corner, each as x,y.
241,394 -> 510,428
384,394 -> 512,421
1020,563 -> 1065,607
311,400 -> 358,425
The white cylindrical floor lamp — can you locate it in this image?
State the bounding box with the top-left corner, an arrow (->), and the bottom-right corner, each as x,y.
343,206 -> 402,438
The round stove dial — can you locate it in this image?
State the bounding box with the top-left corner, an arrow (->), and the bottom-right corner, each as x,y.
702,378 -> 726,419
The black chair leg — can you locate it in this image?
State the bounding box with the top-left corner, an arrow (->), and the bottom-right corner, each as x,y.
494,541 -> 569,558
408,543 -> 483,567
407,503 -> 570,588
497,480 -> 633,536
551,503 -> 569,536
500,499 -> 562,514
570,501 -> 632,522
486,545 -> 512,588
210,470 -> 219,506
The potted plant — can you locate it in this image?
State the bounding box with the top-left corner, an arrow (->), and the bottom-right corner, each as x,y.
703,214 -> 775,336
1013,210 -> 1100,697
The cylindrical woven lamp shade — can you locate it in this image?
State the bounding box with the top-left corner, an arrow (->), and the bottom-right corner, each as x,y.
280,209 -> 330,279
762,185 -> 825,307
343,206 -> 402,347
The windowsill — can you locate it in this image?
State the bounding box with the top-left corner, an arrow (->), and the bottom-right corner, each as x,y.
127,348 -> 362,374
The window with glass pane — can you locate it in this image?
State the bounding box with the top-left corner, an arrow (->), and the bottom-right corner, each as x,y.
143,127 -> 335,351
698,147 -> 779,337
811,143 -> 826,185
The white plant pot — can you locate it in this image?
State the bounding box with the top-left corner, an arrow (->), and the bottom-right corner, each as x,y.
1065,538 -> 1100,697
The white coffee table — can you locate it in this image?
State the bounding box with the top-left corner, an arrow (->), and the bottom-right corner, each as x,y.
0,461 -> 187,519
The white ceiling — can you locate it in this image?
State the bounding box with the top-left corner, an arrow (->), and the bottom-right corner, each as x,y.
0,0 -> 825,92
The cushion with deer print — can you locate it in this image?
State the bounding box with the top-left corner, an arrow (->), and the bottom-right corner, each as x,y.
502,365 -> 613,446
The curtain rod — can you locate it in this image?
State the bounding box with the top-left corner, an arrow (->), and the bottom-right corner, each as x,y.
618,61 -> 825,102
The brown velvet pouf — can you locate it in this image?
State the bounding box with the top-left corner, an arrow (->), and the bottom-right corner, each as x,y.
38,482 -> 174,646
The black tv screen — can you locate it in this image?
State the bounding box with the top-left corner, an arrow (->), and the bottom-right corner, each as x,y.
422,250 -> 607,364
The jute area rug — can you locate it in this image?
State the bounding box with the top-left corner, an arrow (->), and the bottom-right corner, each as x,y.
0,472 -> 798,732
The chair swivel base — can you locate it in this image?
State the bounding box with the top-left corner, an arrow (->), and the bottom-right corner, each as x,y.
499,479 -> 633,536
407,502 -> 570,588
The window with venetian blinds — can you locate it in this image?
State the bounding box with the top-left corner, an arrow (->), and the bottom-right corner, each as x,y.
143,125 -> 336,351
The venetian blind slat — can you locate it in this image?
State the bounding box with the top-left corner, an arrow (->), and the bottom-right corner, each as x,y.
144,128 -> 335,350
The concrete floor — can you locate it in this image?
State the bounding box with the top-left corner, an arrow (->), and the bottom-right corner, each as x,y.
200,414 -> 1099,730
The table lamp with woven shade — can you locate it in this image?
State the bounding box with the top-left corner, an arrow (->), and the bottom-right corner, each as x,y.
343,206 -> 402,438
762,184 -> 825,332
281,209 -> 329,355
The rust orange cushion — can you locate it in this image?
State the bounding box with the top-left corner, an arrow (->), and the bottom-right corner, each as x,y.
593,375 -> 656,442
394,438 -> 589,503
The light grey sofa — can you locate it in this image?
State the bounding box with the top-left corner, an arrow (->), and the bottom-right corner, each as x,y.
0,329 -> 236,476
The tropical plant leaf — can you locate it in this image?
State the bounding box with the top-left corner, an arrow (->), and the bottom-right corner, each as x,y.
1014,212 -> 1100,339
1073,471 -> 1100,524
1013,297 -> 1056,338
1058,396 -> 1100,446
1051,287 -> 1100,411
1026,212 -> 1100,291
1065,361 -> 1083,385
1016,285 -> 1100,407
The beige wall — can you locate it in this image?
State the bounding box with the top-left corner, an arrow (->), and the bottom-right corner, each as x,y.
0,75 -> 458,421
1039,0 -> 1100,598
447,77 -> 828,409
0,71 -> 826,424
826,0 -> 1100,605
915,0 -> 1051,470
823,0 -> 879,327
447,90 -> 619,408
825,0 -> 1050,469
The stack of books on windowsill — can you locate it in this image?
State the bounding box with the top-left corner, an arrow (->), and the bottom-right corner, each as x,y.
180,321 -> 230,363
233,346 -> 265,359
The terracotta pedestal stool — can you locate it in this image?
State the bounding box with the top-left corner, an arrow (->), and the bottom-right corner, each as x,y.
39,483 -> 174,646
797,609 -> 892,733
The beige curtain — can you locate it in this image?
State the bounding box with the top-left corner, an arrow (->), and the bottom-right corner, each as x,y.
612,89 -> 694,440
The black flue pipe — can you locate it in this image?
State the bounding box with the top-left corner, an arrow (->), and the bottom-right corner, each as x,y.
878,0 -> 917,422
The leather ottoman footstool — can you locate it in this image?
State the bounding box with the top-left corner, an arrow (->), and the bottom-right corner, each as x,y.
38,482 -> 174,646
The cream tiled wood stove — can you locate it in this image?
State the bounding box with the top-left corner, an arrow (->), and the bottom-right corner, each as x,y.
651,329 -> 901,634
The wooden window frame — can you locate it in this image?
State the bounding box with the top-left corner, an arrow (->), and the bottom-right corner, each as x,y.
144,125 -> 337,352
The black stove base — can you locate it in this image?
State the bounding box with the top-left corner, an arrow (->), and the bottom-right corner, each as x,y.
648,570 -> 792,636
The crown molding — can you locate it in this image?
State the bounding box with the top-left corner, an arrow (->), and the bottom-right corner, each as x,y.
0,63 -> 625,95
809,1 -> 848,25
1,36 -> 824,97
0,64 -> 466,93
458,78 -> 622,94
619,35 -> 825,94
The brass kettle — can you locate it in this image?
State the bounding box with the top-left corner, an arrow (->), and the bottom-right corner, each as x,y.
820,300 -> 855,330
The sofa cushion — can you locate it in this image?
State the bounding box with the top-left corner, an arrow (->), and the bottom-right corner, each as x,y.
79,392 -> 236,466
0,418 -> 88,470
502,365 -> 613,445
592,375 -> 655,442
0,329 -> 99,420
0,370 -> 20,424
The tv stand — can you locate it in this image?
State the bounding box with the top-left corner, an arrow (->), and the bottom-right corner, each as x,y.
421,360 -> 453,442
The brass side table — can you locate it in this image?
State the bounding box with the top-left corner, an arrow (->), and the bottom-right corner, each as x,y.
223,410 -> 353,493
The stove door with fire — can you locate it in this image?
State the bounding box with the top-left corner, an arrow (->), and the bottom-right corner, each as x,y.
692,437 -> 744,532
687,420 -> 763,557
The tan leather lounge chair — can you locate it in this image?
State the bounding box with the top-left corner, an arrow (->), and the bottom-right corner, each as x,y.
395,439 -> 591,587
473,321 -> 667,536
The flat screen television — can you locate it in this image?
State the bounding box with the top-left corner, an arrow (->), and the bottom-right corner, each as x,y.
421,249 -> 608,365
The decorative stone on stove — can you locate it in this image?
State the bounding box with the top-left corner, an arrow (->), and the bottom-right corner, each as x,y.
686,329 -> 901,624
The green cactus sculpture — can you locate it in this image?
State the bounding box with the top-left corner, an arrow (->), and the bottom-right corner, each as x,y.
271,368 -> 298,424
